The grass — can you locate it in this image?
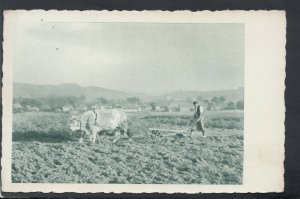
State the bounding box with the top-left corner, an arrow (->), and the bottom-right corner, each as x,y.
11,110 -> 243,184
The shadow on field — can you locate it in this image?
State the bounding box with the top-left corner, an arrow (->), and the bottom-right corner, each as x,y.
12,131 -> 73,143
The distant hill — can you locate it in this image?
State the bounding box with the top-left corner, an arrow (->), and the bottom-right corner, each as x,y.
13,82 -> 244,102
165,87 -> 244,102
13,82 -> 133,100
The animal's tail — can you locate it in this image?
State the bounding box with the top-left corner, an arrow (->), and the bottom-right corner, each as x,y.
126,129 -> 132,138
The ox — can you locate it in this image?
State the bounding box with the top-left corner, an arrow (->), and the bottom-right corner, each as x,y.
69,109 -> 130,143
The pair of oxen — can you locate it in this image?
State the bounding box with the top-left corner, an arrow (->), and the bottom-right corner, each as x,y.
69,109 -> 131,143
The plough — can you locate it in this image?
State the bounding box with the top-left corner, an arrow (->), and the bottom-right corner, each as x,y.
148,128 -> 190,142
148,122 -> 196,142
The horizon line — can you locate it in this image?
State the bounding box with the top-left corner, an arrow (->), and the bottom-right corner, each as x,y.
13,81 -> 244,95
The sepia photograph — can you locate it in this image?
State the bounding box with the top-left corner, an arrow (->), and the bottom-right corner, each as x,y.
2,10 -> 285,193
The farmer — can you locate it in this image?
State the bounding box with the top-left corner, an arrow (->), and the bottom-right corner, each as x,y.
190,101 -> 206,137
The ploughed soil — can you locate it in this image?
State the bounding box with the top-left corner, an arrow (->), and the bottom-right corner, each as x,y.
12,111 -> 243,184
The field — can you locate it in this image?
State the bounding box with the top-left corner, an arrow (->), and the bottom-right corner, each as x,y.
12,110 -> 244,184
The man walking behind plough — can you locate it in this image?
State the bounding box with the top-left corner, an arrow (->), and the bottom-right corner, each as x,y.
190,101 -> 206,137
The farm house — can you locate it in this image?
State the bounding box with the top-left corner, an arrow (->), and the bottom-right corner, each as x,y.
154,106 -> 164,112
26,106 -> 39,112
62,104 -> 73,112
122,104 -> 141,112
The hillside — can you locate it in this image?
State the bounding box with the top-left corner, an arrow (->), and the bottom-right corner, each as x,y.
13,82 -> 244,102
13,82 -> 132,100
165,87 -> 244,102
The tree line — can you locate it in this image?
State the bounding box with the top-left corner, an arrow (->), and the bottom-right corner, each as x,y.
13,94 -> 244,113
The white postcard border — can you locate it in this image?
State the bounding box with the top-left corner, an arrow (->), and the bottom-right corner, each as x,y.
2,10 -> 286,193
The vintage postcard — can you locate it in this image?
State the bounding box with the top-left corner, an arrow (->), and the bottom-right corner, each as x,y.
2,10 -> 285,193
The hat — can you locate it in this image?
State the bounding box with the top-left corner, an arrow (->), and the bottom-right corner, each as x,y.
193,101 -> 198,105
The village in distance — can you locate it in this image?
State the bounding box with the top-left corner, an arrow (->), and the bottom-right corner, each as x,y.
13,82 -> 244,114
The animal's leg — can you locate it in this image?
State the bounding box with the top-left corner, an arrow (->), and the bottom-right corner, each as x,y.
202,130 -> 206,137
86,128 -> 93,142
88,134 -> 93,143
97,133 -> 102,144
120,128 -> 129,138
189,128 -> 194,137
125,128 -> 131,138
124,129 -> 133,141
113,130 -> 121,143
91,128 -> 98,144
123,122 -> 130,138
79,130 -> 85,143
79,128 -> 91,143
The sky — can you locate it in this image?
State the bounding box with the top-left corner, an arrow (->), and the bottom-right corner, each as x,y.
13,22 -> 244,95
